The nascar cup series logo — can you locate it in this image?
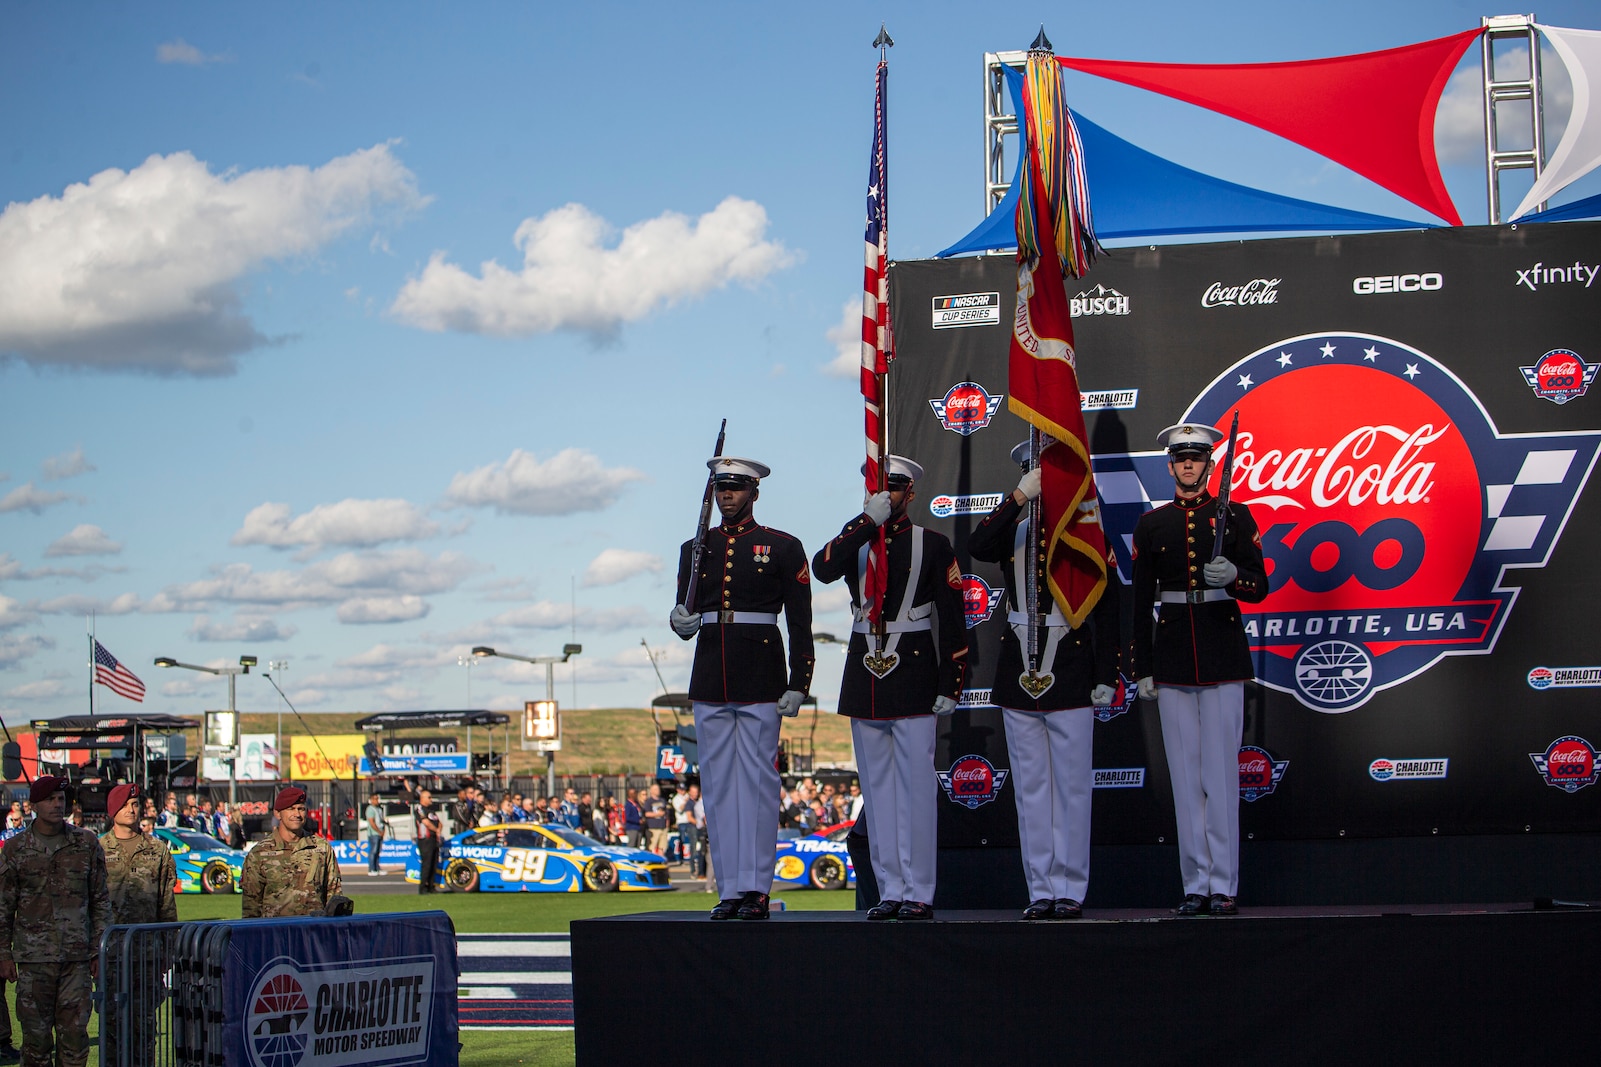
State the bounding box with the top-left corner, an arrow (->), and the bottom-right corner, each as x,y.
960,575 -> 1003,629
1238,745 -> 1289,802
1092,332 -> 1601,712
247,955 -> 435,1067
1529,736 -> 1599,793
1519,349 -> 1597,406
929,382 -> 1003,436
937,754 -> 1009,810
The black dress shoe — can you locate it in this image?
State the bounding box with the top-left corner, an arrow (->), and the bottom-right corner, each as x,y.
866,899 -> 903,921
897,900 -> 934,920
736,892 -> 770,920
1208,893 -> 1237,916
1176,893 -> 1210,916
709,898 -> 741,920
1053,898 -> 1083,920
1022,899 -> 1054,920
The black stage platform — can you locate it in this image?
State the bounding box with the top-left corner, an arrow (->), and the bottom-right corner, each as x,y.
573,903 -> 1599,1066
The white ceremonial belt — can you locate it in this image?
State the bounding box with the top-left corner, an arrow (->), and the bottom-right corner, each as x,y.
701,611 -> 780,625
1159,589 -> 1233,604
1007,610 -> 1068,628
851,619 -> 933,634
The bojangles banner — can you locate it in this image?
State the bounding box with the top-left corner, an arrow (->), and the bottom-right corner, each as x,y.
1008,44 -> 1107,628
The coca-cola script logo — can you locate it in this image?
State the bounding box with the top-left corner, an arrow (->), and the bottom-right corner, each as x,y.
929,381 -> 1003,436
1238,745 -> 1289,802
1519,348 -> 1598,406
1529,735 -> 1599,793
961,574 -> 1003,629
936,754 -> 1009,810
1201,278 -> 1280,308
1089,332 -> 1601,712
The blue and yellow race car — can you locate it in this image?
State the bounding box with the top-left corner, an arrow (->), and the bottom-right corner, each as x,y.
773,820 -> 855,890
154,827 -> 244,894
407,822 -> 673,893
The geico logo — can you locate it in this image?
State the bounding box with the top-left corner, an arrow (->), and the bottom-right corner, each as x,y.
1352,273 -> 1443,295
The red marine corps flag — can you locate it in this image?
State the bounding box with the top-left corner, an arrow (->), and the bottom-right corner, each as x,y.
1009,28 -> 1108,630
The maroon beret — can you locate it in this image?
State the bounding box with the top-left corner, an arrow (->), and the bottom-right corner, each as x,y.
29,776 -> 65,803
274,786 -> 308,811
108,783 -> 142,816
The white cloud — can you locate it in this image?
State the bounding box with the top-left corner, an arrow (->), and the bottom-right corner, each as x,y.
156,39 -> 232,65
582,548 -> 662,588
41,446 -> 95,481
0,143 -> 425,375
3,679 -> 67,700
389,196 -> 791,338
823,298 -> 862,377
444,448 -> 644,516
1435,66 -> 1487,166
151,549 -> 478,612
337,596 -> 430,624
811,586 -> 855,615
1435,45 -> 1574,167
44,524 -> 123,557
0,634 -> 54,670
159,677 -> 206,697
0,596 -> 37,631
489,599 -> 651,633
0,483 -> 77,515
35,592 -> 143,615
298,642 -> 450,692
188,615 -> 297,642
233,498 -> 440,551
476,577 -> 537,603
489,601 -> 573,630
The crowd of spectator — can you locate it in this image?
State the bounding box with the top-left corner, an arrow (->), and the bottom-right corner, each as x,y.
148,791 -> 247,849
780,778 -> 861,834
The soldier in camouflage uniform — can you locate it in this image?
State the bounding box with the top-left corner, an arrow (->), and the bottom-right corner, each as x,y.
0,776 -> 113,1067
240,786 -> 341,918
97,782 -> 177,1062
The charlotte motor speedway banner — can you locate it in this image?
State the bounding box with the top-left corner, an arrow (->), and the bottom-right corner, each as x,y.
891,220 -> 1601,847
224,911 -> 457,1067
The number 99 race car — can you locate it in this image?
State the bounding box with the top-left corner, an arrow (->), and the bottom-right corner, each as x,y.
407,822 -> 673,893
154,827 -> 244,894
772,821 -> 855,891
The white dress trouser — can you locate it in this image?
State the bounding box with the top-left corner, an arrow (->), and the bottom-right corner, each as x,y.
850,716 -> 939,905
693,701 -> 781,897
1001,706 -> 1093,903
1156,682 -> 1244,897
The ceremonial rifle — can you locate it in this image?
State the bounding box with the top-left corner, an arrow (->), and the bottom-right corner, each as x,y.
682,419 -> 728,613
1210,410 -> 1242,560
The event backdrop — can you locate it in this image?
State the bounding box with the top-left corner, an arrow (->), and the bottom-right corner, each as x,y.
890,220 -> 1601,847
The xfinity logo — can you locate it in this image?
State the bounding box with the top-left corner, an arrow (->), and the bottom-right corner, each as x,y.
1353,273 -> 1442,295
1516,260 -> 1599,291
1071,284 -> 1130,317
1201,278 -> 1280,307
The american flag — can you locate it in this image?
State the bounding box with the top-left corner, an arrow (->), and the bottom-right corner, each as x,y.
860,58 -> 892,625
93,639 -> 146,702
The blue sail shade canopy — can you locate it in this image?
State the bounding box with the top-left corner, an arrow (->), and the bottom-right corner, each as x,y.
938,66 -> 1427,256
1517,190 -> 1601,223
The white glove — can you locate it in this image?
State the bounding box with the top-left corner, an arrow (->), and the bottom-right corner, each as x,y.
932,695 -> 958,716
863,491 -> 893,526
1016,468 -> 1042,501
1137,676 -> 1158,702
776,690 -> 804,717
1203,556 -> 1238,588
1090,684 -> 1115,707
669,604 -> 701,638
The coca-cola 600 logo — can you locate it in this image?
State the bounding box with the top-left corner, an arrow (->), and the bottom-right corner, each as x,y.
1092,332 -> 1601,712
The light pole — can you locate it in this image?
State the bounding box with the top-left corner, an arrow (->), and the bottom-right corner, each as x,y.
268,659 -> 289,778
456,655 -> 477,707
472,644 -> 580,798
154,654 -> 256,806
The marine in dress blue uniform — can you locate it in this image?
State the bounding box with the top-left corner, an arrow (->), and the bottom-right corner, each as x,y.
1131,424 -> 1268,916
968,441 -> 1121,919
671,457 -> 814,921
812,456 -> 966,920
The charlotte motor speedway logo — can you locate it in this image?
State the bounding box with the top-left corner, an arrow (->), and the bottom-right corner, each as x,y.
247,955 -> 435,1067
1089,332 -> 1601,712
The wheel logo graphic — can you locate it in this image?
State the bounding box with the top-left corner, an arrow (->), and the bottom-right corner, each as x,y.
1294,641 -> 1374,707
248,971 -> 310,1067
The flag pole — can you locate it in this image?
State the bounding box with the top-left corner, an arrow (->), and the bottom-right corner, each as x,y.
88,613 -> 95,716
872,25 -> 892,653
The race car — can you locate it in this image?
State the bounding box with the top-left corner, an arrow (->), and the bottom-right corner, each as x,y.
154,827 -> 244,894
407,822 -> 673,893
773,820 -> 855,891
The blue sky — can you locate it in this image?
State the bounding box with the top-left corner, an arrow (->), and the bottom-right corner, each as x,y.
3,1 -> 1597,725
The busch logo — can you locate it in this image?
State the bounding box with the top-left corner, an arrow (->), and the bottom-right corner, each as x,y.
1520,349 -> 1598,406
929,382 -> 1003,436
1201,278 -> 1280,308
937,754 -> 1009,810
1071,283 -> 1130,317
1238,746 -> 1289,801
1529,736 -> 1599,793
1089,332 -> 1601,712
960,575 -> 1003,629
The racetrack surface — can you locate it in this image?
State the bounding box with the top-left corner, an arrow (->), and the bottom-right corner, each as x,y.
457,933 -> 574,1029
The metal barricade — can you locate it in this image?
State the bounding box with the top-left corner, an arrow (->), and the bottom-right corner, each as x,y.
100,921 -> 233,1067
